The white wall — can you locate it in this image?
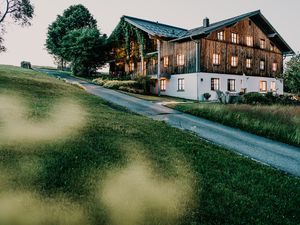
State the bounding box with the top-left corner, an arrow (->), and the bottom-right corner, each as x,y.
153,72 -> 284,100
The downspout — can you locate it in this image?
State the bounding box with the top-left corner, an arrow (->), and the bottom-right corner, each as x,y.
190,36 -> 201,101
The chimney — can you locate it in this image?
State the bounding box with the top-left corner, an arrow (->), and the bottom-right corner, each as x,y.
203,17 -> 210,27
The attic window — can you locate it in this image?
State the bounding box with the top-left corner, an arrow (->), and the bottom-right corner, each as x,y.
260,39 -> 266,49
177,54 -> 185,66
270,43 -> 274,51
231,33 -> 238,44
246,36 -> 253,47
249,20 -> 252,26
217,31 -> 225,41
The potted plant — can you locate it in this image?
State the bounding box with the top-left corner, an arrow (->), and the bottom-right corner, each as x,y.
203,93 -> 211,101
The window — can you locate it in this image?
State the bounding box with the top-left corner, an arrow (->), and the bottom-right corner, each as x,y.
260,81 -> 267,92
270,81 -> 276,92
260,39 -> 266,49
246,36 -> 253,46
272,62 -> 278,72
270,43 -> 274,51
178,78 -> 185,91
228,79 -> 236,92
211,78 -> 220,91
177,54 -> 185,66
213,53 -> 220,65
163,56 -> 169,68
130,62 -> 135,71
246,58 -> 252,69
152,59 -> 156,66
231,32 -> 238,44
260,60 -> 265,70
160,79 -> 166,91
231,56 -> 238,67
217,31 -> 225,41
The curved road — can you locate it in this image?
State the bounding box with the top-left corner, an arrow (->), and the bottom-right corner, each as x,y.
36,69 -> 300,177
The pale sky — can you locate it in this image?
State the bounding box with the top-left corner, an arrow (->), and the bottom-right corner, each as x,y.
0,0 -> 299,67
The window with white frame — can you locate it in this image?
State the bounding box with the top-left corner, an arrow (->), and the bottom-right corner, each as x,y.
231,32 -> 238,44
227,79 -> 236,92
270,81 -> 276,92
160,79 -> 166,91
177,54 -> 185,66
272,62 -> 278,72
260,60 -> 265,70
260,39 -> 266,49
163,56 -> 169,68
211,78 -> 220,91
231,56 -> 238,67
178,78 -> 185,91
217,31 -> 225,41
246,58 -> 252,69
213,53 -> 220,65
260,80 -> 267,92
246,36 -> 253,46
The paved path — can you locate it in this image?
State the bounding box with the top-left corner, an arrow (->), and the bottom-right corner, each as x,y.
36,69 -> 300,177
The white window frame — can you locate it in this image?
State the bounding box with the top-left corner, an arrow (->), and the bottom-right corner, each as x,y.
231,32 -> 238,44
246,58 -> 252,69
160,79 -> 166,91
270,81 -> 276,92
211,78 -> 220,91
260,80 -> 267,92
260,39 -> 266,49
213,53 -> 221,65
246,36 -> 253,47
177,54 -> 185,66
217,31 -> 225,41
178,78 -> 185,91
231,56 -> 238,67
228,79 -> 236,92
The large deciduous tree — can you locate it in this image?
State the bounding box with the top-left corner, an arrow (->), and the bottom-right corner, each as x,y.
0,0 -> 34,51
282,54 -> 300,94
46,4 -> 107,76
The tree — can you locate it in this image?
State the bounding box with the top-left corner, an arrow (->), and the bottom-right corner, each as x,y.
45,4 -> 98,70
282,54 -> 300,94
61,28 -> 107,76
0,0 -> 34,51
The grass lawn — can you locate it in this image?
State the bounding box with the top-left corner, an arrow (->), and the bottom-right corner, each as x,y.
0,65 -> 299,225
167,102 -> 300,147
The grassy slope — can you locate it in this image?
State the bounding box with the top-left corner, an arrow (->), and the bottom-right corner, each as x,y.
168,103 -> 300,147
0,65 -> 299,225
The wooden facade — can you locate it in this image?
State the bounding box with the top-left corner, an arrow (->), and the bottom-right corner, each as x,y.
110,13 -> 292,79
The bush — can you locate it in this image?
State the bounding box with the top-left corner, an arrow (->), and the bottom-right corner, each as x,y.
92,78 -> 107,86
243,92 -> 269,104
103,80 -> 138,89
242,92 -> 300,105
119,86 -> 144,94
21,61 -> 31,69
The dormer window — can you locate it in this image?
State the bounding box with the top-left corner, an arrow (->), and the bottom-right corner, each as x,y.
231,33 -> 238,44
217,31 -> 225,41
260,39 -> 266,49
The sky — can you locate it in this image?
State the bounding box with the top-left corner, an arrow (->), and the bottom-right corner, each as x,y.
0,0 -> 299,67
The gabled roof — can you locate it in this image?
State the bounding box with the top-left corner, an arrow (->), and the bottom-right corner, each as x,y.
119,11 -> 294,55
122,15 -> 187,39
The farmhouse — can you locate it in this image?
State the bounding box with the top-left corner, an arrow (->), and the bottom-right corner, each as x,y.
109,10 -> 294,100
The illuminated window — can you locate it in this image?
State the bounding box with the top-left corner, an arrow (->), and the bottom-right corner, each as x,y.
260,39 -> 266,49
270,43 -> 274,51
270,81 -> 276,91
217,31 -> 225,41
246,36 -> 253,46
130,62 -> 135,71
231,56 -> 238,67
213,53 -> 220,65
231,32 -> 238,44
211,78 -> 220,91
160,79 -> 166,91
260,60 -> 265,70
178,78 -> 185,91
246,58 -> 252,69
228,79 -> 236,92
272,62 -> 278,72
163,56 -> 169,68
260,81 -> 267,92
177,54 -> 185,66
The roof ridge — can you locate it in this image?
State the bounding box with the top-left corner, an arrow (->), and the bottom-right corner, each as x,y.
122,15 -> 188,31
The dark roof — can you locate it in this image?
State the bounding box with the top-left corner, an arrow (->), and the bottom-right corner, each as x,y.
121,11 -> 294,55
123,15 -> 187,39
